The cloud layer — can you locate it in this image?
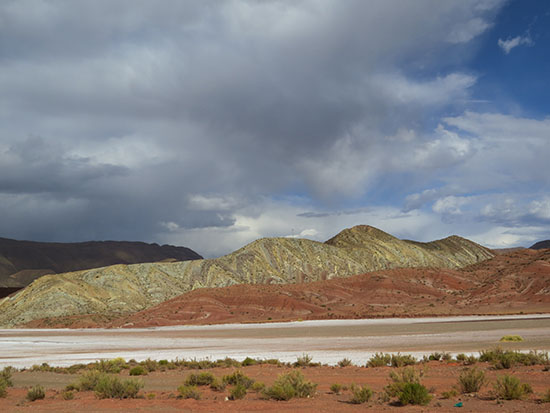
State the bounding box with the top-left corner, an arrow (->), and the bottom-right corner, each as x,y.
1,0 -> 548,257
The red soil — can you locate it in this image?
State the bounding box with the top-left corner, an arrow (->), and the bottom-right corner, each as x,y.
1,362 -> 549,412
24,249 -> 550,329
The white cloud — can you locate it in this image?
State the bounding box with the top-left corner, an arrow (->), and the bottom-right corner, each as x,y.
498,35 -> 533,54
447,17 -> 492,43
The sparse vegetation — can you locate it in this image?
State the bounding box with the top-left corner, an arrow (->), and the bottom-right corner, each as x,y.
129,365 -> 147,376
77,370 -> 106,391
330,383 -> 343,394
338,358 -> 352,367
222,370 -> 255,388
367,352 -> 391,367
349,384 -> 373,404
94,375 -> 143,399
391,353 -> 417,367
479,348 -> 549,369
0,379 -> 7,398
0,367 -> 14,387
493,375 -> 533,400
229,383 -> 247,400
62,390 -> 75,400
209,377 -> 226,391
458,367 -> 486,393
26,385 -> 46,401
500,335 -> 523,342
184,371 -> 216,386
385,367 -> 432,406
178,384 -> 201,400
441,389 -> 458,399
542,389 -> 550,403
294,353 -> 315,367
262,370 -> 317,400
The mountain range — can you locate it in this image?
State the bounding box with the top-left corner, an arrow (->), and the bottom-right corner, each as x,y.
0,225 -> 493,327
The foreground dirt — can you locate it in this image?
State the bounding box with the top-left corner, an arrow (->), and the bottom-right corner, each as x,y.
2,362 -> 549,412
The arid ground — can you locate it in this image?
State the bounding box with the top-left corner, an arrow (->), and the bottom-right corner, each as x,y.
1,361 -> 550,412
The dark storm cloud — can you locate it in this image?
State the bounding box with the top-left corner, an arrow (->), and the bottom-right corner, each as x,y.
0,0 -> 513,253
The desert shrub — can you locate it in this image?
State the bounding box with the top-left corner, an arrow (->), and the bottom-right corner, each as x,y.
66,363 -> 87,374
158,359 -> 168,366
262,370 -> 317,400
0,379 -> 7,398
428,352 -> 443,361
441,389 -> 458,399
27,385 -> 46,401
543,389 -> 550,403
349,384 -> 373,404
178,384 -> 201,400
229,384 -> 247,400
129,366 -> 147,376
139,358 -> 158,372
251,381 -> 266,392
294,353 -> 314,367
500,335 -> 523,342
330,383 -> 343,394
78,370 -> 106,391
367,353 -> 391,367
385,367 -> 431,405
458,367 -> 486,393
222,370 -> 254,389
62,390 -> 75,400
217,357 -> 242,368
0,367 -> 14,387
95,358 -> 128,374
242,357 -> 258,366
184,371 -> 216,386
493,375 -> 533,400
391,353 -> 417,367
398,382 -> 432,405
94,376 -> 143,399
209,377 -> 226,391
338,358 -> 352,367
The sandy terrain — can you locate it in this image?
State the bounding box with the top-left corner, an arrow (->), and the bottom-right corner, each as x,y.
1,315 -> 550,369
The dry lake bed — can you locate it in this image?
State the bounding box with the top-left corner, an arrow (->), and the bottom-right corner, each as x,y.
1,314 -> 549,368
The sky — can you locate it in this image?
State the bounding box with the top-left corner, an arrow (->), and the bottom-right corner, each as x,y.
1,0 -> 549,258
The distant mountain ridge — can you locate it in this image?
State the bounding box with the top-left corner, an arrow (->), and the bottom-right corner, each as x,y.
530,240 -> 550,250
0,237 -> 202,290
0,225 -> 494,327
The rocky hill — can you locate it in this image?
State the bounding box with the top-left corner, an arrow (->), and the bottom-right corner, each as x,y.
530,240 -> 550,250
0,238 -> 202,292
0,225 -> 494,328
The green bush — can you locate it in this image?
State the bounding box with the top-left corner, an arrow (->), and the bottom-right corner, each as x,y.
262,370 -> 317,400
385,367 -> 431,405
441,389 -> 458,399
95,358 -> 128,374
129,366 -> 147,376
330,383 -> 342,394
139,358 -> 158,372
78,370 -> 106,391
542,389 -> 550,403
0,367 -> 14,387
294,353 -> 314,367
27,385 -> 46,401
367,353 -> 391,367
479,348 -> 548,369
338,358 -> 352,367
222,370 -> 254,389
251,381 -> 266,392
229,384 -> 247,400
458,367 -> 486,393
94,376 -> 143,399
184,371 -> 216,386
500,335 -> 523,342
398,382 -> 432,406
493,375 -> 533,400
349,384 -> 373,404
0,379 -> 7,398
178,384 -> 201,400
209,377 -> 226,391
62,390 -> 75,400
241,357 -> 258,366
391,353 -> 417,367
